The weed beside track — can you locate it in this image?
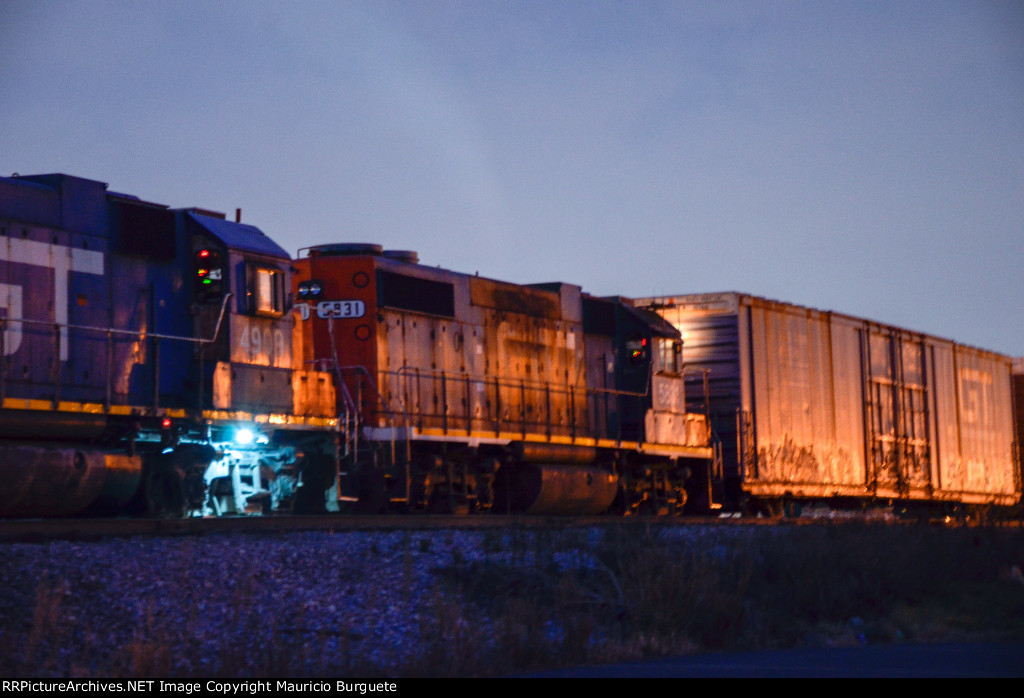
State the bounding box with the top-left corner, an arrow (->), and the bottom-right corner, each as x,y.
2,521 -> 1022,677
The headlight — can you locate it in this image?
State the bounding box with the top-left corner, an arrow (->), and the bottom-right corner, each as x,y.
235,428 -> 254,445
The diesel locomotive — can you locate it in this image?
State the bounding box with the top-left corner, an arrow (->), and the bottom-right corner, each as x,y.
0,172 -> 1018,518
0,173 -> 336,517
292,243 -> 713,515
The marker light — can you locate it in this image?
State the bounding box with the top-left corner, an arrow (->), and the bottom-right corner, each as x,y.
194,249 -> 224,300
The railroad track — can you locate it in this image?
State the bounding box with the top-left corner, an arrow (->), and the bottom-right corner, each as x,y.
5,507 -> 1006,543
0,513 -> 787,542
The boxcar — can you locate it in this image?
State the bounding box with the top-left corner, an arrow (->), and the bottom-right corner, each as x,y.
638,292 -> 1021,515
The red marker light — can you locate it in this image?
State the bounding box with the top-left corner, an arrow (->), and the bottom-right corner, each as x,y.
199,249 -> 210,258
161,418 -> 172,428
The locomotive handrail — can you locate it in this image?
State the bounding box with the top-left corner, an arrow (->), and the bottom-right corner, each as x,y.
324,321 -> 360,414
375,366 -> 660,442
0,294 -> 232,411
303,358 -> 708,458
0,293 -> 233,345
337,363 -> 411,455
334,365 -> 394,413
373,365 -> 657,399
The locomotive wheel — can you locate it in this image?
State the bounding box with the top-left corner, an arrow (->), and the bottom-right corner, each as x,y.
760,499 -> 784,519
636,499 -> 660,516
427,490 -> 469,515
145,467 -> 187,519
673,487 -> 688,514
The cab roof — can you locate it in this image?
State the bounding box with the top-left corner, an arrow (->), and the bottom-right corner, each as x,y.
187,211 -> 289,260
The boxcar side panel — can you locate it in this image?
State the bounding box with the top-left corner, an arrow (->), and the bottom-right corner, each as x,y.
931,341 -> 962,493
948,347 -> 1017,501
1014,358 -> 1023,477
746,299 -> 866,492
829,316 -> 868,487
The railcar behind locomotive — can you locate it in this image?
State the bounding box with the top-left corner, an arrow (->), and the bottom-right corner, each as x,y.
639,292 -> 1021,517
0,173 -> 336,517
292,243 -> 715,515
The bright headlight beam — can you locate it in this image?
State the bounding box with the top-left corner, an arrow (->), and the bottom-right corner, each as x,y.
235,427 -> 254,445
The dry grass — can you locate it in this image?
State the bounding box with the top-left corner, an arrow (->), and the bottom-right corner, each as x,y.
418,522 -> 1024,676
2,521 -> 1022,677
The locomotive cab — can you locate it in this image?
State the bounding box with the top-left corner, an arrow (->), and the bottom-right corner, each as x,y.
582,296 -> 692,442
583,295 -> 714,513
185,211 -> 294,415
183,212 -> 336,515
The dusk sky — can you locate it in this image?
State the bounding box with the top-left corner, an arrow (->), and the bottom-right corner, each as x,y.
3,1 -> 1022,355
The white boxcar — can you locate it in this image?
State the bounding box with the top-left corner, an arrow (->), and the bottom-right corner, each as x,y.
636,292 -> 1020,512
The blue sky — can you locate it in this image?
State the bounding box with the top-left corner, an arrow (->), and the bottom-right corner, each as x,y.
3,0 -> 1022,355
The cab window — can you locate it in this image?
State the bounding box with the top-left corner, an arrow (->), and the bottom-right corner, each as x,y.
656,338 -> 682,374
249,264 -> 285,317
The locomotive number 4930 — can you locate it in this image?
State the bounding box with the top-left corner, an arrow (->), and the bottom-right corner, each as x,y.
316,300 -> 366,319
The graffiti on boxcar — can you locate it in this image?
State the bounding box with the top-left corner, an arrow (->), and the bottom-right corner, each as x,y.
757,436 -> 859,486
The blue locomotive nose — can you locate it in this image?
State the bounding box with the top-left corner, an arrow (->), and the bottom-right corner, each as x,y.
0,173 -> 337,518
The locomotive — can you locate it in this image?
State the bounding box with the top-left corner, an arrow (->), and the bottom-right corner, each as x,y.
0,173 -> 336,517
0,171 -> 1018,518
291,243 -> 713,515
0,172 -> 714,518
